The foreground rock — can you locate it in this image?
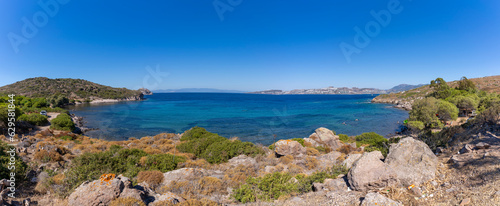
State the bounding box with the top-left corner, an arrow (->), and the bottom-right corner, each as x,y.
274,139 -> 306,157
347,151 -> 397,191
361,192 -> 402,206
385,137 -> 438,187
304,127 -> 343,151
68,174 -> 183,206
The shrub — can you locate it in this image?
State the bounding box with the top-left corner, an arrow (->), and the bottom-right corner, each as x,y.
296,164 -> 348,193
50,113 -> 75,131
306,147 -> 320,156
0,142 -> 28,182
177,127 -> 264,164
291,138 -> 305,147
198,176 -> 224,195
305,156 -> 318,170
233,184 -> 257,203
137,170 -> 164,187
18,113 -> 48,126
407,121 -> 425,131
234,172 -> 298,202
355,132 -> 389,156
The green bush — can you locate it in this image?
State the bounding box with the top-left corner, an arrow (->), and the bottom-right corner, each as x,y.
177,127 -> 264,164
296,165 -> 348,193
407,120 -> 425,131
355,132 -> 389,156
50,113 -> 75,131
0,142 -> 28,182
234,172 -> 297,202
65,148 -> 185,194
338,134 -> 355,143
291,138 -> 305,147
18,113 -> 48,126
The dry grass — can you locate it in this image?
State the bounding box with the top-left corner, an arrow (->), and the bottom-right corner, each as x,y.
137,170 -> 164,188
223,164 -> 257,187
280,155 -> 294,164
198,176 -> 225,195
306,147 -> 321,156
287,164 -> 304,176
109,197 -> 146,206
177,199 -> 219,206
181,159 -> 211,169
305,156 -> 319,170
52,173 -> 65,185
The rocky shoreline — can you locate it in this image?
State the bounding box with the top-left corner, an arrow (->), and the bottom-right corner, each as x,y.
371,96 -> 418,111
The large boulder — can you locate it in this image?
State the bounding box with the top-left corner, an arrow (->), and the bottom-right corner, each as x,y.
317,151 -> 342,170
385,137 -> 438,187
342,153 -> 363,169
274,139 -> 306,157
228,154 -> 257,167
361,192 -> 402,206
68,175 -> 125,206
347,151 -> 397,191
304,127 -> 343,151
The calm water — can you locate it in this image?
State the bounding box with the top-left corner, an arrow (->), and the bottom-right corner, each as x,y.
67,93 -> 408,145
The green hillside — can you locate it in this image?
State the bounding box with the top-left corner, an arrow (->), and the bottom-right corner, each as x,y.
0,77 -> 143,101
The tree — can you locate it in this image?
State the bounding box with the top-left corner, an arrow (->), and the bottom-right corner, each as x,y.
430,78 -> 452,99
456,76 -> 477,92
409,97 -> 442,128
0,104 -> 23,127
448,95 -> 479,111
437,99 -> 458,121
407,121 -> 425,131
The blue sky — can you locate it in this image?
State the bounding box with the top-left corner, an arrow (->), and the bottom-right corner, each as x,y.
1,0 -> 499,91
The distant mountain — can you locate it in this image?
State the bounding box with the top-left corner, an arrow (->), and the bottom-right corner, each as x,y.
386,84 -> 427,93
154,88 -> 246,93
0,77 -> 144,101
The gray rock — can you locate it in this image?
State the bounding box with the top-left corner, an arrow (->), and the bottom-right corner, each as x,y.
385,137 -> 438,187
151,192 -> 185,205
317,151 -> 342,169
348,151 -> 397,191
305,127 -> 343,151
342,153 -> 362,169
361,192 -> 402,206
312,182 -> 324,192
274,139 -> 306,157
162,168 -> 208,187
323,178 -> 348,192
460,144 -> 474,154
475,142 -> 490,149
228,155 -> 257,167
68,176 -> 124,206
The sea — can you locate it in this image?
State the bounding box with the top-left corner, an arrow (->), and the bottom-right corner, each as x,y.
66,93 -> 408,145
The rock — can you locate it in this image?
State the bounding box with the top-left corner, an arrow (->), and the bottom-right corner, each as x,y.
460,144 -> 474,154
17,141 -> 30,148
431,181 -> 438,186
317,151 -> 342,169
475,142 -> 490,149
459,198 -> 471,206
342,153 -> 362,169
446,188 -> 457,193
274,139 -> 306,157
312,182 -> 324,191
228,155 -> 257,167
361,192 -> 402,206
385,137 -> 438,187
441,182 -> 451,187
347,151 -> 397,191
305,127 -> 343,151
410,186 -> 423,197
162,168 -> 209,187
323,178 -> 348,192
68,175 -> 125,206
23,198 -> 31,206
152,192 -> 185,205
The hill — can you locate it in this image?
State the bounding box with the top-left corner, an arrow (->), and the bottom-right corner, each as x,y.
250,84 -> 424,95
386,84 -> 427,93
372,75 -> 500,109
0,77 -> 144,101
154,88 -> 246,93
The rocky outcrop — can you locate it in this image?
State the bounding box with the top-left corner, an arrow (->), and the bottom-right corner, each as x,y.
347,151 -> 397,191
361,192 -> 402,206
139,88 -> 153,95
342,153 -> 363,169
162,168 -> 210,187
371,97 -> 414,110
274,139 -> 306,157
304,128 -> 343,151
385,137 -> 438,187
68,175 -> 126,206
317,151 -> 342,170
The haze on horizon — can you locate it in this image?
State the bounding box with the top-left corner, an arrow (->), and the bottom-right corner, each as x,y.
1,1 -> 499,91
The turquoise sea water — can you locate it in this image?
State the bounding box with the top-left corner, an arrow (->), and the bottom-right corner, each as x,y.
67,93 -> 408,145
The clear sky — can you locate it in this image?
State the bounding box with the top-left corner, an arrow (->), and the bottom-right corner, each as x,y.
1,0 -> 499,91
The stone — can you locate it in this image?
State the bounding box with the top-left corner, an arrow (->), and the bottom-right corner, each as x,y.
228,155 -> 257,167
68,176 -> 125,206
347,151 -> 397,191
342,153 -> 362,169
305,127 -> 343,151
475,142 -> 490,149
323,178 -> 348,192
274,139 -> 306,157
317,151 -> 342,169
410,186 -> 422,197
446,188 -> 457,193
459,198 -> 471,206
361,192 -> 402,206
151,192 -> 185,205
312,182 -> 324,191
385,137 -> 438,187
460,144 -> 474,154
162,168 -> 208,187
